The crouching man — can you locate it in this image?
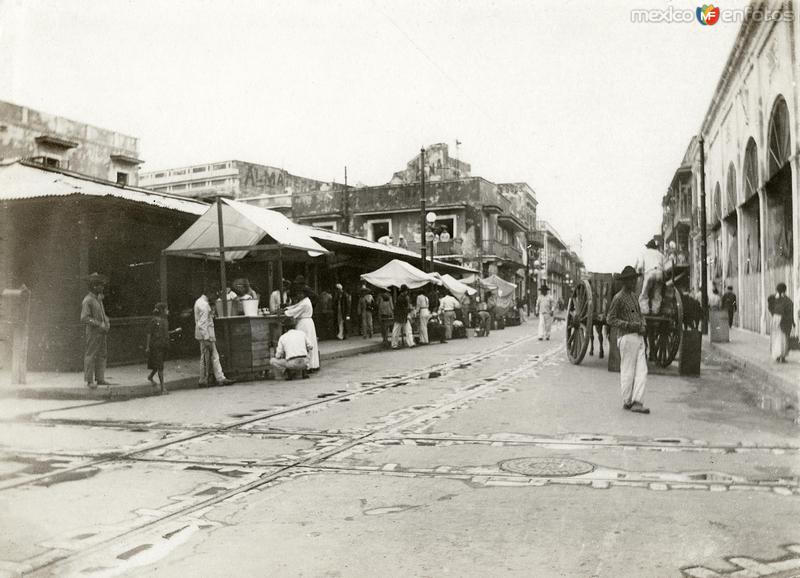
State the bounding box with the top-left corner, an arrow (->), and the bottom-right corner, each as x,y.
270,318 -> 313,380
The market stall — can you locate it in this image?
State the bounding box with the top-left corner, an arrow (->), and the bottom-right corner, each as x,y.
162,198 -> 328,379
360,259 -> 442,290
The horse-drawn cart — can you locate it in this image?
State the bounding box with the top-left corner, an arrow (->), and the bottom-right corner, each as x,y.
566,272 -> 684,367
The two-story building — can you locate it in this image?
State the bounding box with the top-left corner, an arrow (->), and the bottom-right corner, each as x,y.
533,220 -> 585,306
289,144 -> 538,301
661,137 -> 697,291
140,160 -> 337,214
0,100 -> 143,186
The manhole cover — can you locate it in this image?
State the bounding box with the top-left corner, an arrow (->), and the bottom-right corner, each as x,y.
500,457 -> 594,477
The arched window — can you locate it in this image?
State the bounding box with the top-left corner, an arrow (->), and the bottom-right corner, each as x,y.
725,163 -> 737,216
765,95 -> 793,268
712,182 -> 722,225
768,97 -> 791,179
743,138 -> 759,202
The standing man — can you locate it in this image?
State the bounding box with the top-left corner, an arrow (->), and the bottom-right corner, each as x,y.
358,288 -> 375,339
194,286 -> 234,387
607,266 -> 650,414
391,285 -> 414,349
332,283 -> 350,340
415,290 -> 430,344
635,238 -> 665,315
81,273 -> 110,389
438,292 -> 460,341
721,285 -> 737,329
270,279 -> 291,313
535,284 -> 555,341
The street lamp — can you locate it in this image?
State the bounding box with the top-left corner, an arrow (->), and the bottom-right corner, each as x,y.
426,211 -> 437,270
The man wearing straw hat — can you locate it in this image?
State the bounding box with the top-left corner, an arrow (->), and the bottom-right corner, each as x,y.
535,284 -> 555,341
81,273 -> 111,389
606,265 -> 650,414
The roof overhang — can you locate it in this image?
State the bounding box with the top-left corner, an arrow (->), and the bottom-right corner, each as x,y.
35,134 -> 78,149
110,154 -> 144,165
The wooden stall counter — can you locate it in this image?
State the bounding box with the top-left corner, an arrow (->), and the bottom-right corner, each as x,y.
214,314 -> 286,381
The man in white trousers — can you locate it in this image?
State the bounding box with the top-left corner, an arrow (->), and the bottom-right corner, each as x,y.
606,266 -> 650,414
536,284 -> 555,340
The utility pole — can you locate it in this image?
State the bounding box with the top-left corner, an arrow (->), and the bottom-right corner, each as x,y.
699,135 -> 709,334
342,166 -> 350,235
420,148 -> 427,271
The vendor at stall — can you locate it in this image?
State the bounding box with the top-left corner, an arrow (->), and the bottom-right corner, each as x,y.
227,278 -> 259,315
283,284 -> 320,372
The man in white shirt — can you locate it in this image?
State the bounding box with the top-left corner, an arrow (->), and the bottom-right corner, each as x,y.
635,239 -> 665,315
270,319 -> 313,380
194,287 -> 234,387
536,284 -> 555,340
438,293 -> 461,341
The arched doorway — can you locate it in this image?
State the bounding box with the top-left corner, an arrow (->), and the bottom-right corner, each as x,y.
724,163 -> 738,325
740,138 -> 761,331
765,97 -> 793,327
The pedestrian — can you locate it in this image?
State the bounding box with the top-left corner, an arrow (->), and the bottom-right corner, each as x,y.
283,285 -> 321,372
709,284 -> 722,309
391,285 -> 414,349
358,288 -> 375,339
415,289 -> 431,344
635,238 -> 664,315
317,288 -> 333,340
332,283 -> 350,340
81,272 -> 111,389
269,318 -> 313,380
768,282 -> 794,363
486,290 -> 498,328
536,284 -> 555,340
607,265 -> 650,414
145,302 -> 177,394
721,285 -> 737,327
438,291 -> 460,341
476,297 -> 491,337
194,286 -> 234,387
378,291 -> 394,345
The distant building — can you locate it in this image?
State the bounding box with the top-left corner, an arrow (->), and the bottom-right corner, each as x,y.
533,220 -> 585,305
291,143 -> 539,302
139,160 -> 336,215
0,100 -> 142,185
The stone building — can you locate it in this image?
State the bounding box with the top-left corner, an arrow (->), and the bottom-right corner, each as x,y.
533,220 -> 585,306
0,100 -> 142,186
139,160 -> 336,214
691,1 -> 798,335
661,137 -> 697,291
288,144 -> 539,301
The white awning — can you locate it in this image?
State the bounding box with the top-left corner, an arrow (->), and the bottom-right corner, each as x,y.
361,259 -> 442,290
432,273 -> 477,300
165,198 -> 328,260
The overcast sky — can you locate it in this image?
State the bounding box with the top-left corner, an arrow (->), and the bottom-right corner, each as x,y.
1,0 -> 744,272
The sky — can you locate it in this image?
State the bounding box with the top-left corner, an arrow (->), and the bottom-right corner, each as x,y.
0,0 -> 744,272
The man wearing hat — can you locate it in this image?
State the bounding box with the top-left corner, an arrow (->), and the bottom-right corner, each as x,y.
635,238 -> 665,315
607,265 -> 650,414
535,283 -> 555,340
81,273 -> 111,389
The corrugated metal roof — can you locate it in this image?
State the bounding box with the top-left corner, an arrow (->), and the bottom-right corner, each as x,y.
0,161 -> 208,215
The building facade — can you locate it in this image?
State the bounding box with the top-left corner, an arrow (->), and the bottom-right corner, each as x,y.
289,144 -> 539,300
0,100 -> 142,185
693,1 -> 798,336
139,160 -> 336,214
533,220 -> 585,306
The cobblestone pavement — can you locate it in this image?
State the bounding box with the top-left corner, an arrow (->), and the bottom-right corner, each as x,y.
0,323 -> 798,577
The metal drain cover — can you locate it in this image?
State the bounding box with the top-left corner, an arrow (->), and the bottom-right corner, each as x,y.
500,457 -> 594,477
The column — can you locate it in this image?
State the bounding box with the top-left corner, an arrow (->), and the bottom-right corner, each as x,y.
758,187 -> 768,334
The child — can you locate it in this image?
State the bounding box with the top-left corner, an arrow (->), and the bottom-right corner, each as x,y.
145,302 -> 171,394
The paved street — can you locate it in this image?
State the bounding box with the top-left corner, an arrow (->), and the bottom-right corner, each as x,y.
1,322 -> 799,578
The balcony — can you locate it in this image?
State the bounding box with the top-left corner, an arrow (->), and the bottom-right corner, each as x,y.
481,240 -> 523,264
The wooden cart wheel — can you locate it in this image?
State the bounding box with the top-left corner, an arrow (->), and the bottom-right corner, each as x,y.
566,280 -> 594,365
653,285 -> 683,367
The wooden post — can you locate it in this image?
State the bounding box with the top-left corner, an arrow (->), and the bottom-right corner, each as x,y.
160,253 -> 168,303
216,198 -> 228,314
8,285 -> 31,385
277,248 -> 284,297
267,260 -> 274,302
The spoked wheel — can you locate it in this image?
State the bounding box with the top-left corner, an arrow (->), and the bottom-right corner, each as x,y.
653,285 -> 683,367
566,280 -> 594,365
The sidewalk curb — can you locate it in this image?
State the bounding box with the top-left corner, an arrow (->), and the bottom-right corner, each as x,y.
708,341 -> 799,405
3,341 -> 388,401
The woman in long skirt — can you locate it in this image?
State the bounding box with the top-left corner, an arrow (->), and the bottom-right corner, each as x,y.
284,288 -> 320,371
768,282 -> 794,363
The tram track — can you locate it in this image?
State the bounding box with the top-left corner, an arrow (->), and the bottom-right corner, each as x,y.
15,334 -> 553,576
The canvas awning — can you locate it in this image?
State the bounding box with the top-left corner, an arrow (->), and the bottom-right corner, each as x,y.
361,259 -> 442,290
164,198 -> 328,261
482,274 -> 517,297
432,273 -> 477,300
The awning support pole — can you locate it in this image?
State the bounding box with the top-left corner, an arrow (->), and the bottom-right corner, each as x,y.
216,198 -> 228,313
160,253 -> 168,303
